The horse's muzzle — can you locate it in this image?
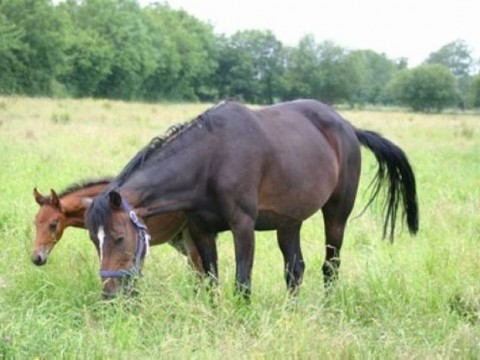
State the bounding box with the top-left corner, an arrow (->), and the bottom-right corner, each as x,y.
31,253 -> 47,266
101,276 -> 139,300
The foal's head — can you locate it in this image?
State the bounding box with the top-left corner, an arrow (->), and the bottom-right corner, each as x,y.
86,190 -> 149,299
32,189 -> 68,265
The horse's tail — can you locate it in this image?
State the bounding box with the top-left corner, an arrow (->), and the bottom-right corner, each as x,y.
354,129 -> 419,241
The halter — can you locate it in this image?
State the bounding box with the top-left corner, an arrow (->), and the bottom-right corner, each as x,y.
99,199 -> 151,279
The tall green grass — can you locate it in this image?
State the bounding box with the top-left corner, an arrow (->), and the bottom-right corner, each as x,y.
1,97 -> 479,358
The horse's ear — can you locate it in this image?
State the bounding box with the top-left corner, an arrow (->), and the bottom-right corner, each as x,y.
50,189 -> 61,209
108,191 -> 122,210
34,188 -> 46,205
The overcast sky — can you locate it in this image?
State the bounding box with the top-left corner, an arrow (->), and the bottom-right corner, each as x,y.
150,0 -> 479,67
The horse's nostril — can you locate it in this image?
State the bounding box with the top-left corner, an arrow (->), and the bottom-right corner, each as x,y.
32,255 -> 46,266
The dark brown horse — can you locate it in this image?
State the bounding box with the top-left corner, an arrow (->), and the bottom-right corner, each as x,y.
86,99 -> 419,299
33,179 -> 203,273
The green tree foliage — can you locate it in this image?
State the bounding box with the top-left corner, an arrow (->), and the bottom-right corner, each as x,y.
350,50 -> 398,105
56,1 -> 114,97
70,0 -> 157,100
0,13 -> 25,93
283,36 -> 360,104
316,41 -> 361,104
216,30 -> 285,104
0,0 -> 477,109
60,30 -> 114,98
471,74 -> 480,108
426,40 -> 473,77
282,35 -> 320,100
390,64 -> 457,112
143,4 -> 218,101
426,40 -> 475,107
1,0 -> 68,95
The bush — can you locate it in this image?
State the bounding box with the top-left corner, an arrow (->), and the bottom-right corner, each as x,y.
389,64 -> 457,112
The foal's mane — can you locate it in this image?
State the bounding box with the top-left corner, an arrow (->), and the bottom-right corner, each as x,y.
58,177 -> 114,198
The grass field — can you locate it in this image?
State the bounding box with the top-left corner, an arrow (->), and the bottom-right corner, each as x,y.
0,96 -> 479,359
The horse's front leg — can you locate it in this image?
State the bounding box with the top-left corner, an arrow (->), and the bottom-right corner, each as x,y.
230,214 -> 256,300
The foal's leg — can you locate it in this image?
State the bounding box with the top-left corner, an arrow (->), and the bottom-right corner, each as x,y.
167,229 -> 204,276
276,223 -> 305,294
181,228 -> 205,276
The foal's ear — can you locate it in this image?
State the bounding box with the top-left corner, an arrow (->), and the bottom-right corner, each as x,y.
33,188 -> 46,206
50,189 -> 61,209
108,191 -> 122,210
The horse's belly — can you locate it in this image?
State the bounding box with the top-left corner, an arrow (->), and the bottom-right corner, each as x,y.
255,210 -> 303,230
258,183 -> 333,222
258,141 -> 338,221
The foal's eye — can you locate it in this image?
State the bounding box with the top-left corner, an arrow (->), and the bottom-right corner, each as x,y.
49,222 -> 58,232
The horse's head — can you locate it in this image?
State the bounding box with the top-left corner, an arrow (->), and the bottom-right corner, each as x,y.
32,188 -> 67,265
86,190 -> 150,299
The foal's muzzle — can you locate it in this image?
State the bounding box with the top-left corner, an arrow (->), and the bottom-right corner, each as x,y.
31,249 -> 49,266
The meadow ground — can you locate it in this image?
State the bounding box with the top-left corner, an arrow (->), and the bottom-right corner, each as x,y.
0,97 -> 479,359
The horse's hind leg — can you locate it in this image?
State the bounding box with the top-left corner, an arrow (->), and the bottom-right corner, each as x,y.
276,222 -> 305,294
321,189 -> 357,290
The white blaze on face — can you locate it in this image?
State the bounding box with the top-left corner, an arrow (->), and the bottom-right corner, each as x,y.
97,226 -> 105,261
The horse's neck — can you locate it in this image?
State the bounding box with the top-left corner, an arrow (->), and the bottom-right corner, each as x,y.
62,184 -> 107,228
127,135 -> 210,216
60,198 -> 86,228
77,183 -> 109,198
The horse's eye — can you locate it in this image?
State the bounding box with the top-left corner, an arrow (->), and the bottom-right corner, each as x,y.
49,222 -> 58,232
115,236 -> 125,244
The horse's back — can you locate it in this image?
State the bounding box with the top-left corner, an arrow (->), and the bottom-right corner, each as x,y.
208,99 -> 358,222
259,100 -> 358,143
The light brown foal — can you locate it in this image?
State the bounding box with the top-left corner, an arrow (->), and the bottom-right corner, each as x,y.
32,179 -> 203,272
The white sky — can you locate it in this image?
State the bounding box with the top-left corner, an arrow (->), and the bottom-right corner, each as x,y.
151,0 -> 479,67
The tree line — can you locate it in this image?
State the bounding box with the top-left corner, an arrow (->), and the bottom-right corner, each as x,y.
1,0 -> 479,111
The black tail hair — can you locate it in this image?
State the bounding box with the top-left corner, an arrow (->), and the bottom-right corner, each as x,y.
355,129 -> 419,241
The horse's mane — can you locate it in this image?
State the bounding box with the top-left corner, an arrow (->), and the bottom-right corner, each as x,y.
59,177 -> 114,198
114,122 -> 191,186
86,99 -> 236,232
115,100 -> 232,186
86,191 -> 113,234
